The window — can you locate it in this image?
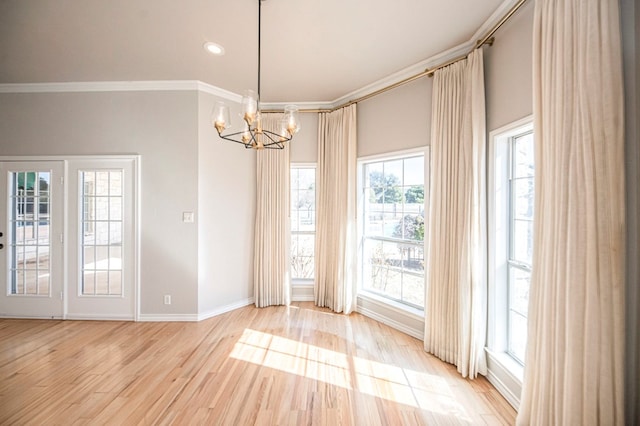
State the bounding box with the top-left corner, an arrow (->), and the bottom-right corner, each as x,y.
290,166 -> 316,280
489,117 -> 534,367
360,152 -> 426,309
507,130 -> 534,363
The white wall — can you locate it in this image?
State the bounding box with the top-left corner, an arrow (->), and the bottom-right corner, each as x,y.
197,92 -> 256,316
0,90 -> 200,316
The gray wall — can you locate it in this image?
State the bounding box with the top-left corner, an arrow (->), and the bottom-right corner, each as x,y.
485,0 -> 534,131
197,92 -> 256,314
0,90 -> 200,316
290,76 -> 432,163
357,77 -> 432,157
290,113 -> 319,163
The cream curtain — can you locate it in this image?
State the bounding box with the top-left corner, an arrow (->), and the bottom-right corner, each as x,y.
517,0 -> 626,423
253,114 -> 291,308
315,105 -> 358,314
424,49 -> 487,378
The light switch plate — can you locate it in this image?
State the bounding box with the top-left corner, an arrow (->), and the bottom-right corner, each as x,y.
182,212 -> 194,223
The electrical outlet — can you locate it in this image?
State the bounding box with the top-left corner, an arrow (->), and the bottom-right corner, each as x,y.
164,295 -> 171,305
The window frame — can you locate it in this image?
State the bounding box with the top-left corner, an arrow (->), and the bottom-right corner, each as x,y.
290,163 -> 317,284
357,147 -> 430,312
506,129 -> 534,364
487,115 -> 534,378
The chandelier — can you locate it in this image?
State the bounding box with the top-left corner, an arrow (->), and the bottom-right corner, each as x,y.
212,0 -> 300,150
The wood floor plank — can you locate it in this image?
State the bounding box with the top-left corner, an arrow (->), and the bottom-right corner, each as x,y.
0,303 -> 516,425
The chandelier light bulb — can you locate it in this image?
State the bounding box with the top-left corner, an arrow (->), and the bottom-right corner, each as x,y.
212,102 -> 230,133
242,90 -> 258,126
284,105 -> 301,135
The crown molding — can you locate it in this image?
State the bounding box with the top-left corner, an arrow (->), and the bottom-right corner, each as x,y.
0,80 -> 238,102
0,80 -> 241,103
0,0 -> 524,109
329,41 -> 472,109
196,81 -> 243,103
0,80 -> 202,93
469,0 -> 523,43
328,0 -> 523,109
260,100 -> 334,111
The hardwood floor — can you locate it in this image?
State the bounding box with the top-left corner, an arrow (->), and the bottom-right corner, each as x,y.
0,302 -> 516,425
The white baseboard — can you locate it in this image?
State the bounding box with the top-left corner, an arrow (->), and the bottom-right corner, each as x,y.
138,314 -> 199,322
197,297 -> 255,321
66,313 -> 134,321
0,314 -> 63,320
291,284 -> 314,302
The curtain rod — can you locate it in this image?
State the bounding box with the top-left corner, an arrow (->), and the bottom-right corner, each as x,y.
265,0 -> 528,114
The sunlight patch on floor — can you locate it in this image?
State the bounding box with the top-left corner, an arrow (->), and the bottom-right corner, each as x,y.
230,328 -> 351,389
229,328 -> 472,421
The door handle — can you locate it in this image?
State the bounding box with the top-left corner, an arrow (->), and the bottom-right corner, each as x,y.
0,244 -> 3,249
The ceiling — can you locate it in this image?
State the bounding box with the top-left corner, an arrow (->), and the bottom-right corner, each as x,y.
0,0 -> 509,104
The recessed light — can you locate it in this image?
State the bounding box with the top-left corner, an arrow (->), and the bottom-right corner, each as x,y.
204,42 -> 225,56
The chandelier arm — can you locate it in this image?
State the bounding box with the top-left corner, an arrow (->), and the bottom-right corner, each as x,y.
220,136 -> 252,147
216,129 -> 248,139
265,143 -> 285,150
261,130 -> 287,149
216,130 -> 253,146
262,129 -> 291,143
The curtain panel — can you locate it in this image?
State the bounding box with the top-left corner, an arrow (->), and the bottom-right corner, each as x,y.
253,114 -> 291,308
314,104 -> 358,314
424,49 -> 487,379
517,0 -> 626,424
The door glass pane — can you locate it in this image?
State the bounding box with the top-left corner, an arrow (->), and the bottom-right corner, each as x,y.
80,170 -> 124,296
9,171 -> 52,296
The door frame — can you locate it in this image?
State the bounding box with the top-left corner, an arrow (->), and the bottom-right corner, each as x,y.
0,155 -> 141,321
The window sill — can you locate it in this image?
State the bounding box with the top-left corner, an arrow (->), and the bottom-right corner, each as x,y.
356,291 -> 424,340
358,291 -> 424,318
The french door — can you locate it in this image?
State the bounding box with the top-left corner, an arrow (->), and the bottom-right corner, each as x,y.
0,161 -> 64,318
0,157 -> 138,320
66,159 -> 137,320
